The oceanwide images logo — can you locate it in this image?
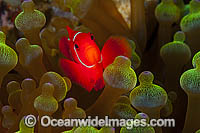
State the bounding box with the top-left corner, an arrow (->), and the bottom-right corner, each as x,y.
24,115 -> 175,129
40,116 -> 144,129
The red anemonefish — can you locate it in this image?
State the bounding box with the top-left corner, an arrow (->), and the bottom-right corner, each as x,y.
59,26 -> 104,92
59,27 -> 134,92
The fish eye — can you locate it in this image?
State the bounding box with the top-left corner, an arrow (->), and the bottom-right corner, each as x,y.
75,44 -> 79,49
91,34 -> 94,40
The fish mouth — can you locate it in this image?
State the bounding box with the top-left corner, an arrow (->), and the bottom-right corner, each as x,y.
84,46 -> 101,63
74,45 -> 102,68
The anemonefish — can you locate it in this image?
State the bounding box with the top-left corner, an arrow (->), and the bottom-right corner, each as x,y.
59,26 -> 104,92
59,27 -> 134,92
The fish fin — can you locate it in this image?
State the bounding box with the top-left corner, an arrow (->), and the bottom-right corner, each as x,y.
94,77 -> 104,91
101,36 -> 132,69
60,58 -> 95,92
66,26 -> 74,40
59,37 -> 73,60
93,65 -> 104,91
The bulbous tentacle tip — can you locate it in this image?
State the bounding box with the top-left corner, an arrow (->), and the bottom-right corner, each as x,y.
135,112 -> 150,123
186,0 -> 200,14
6,81 -> 21,94
16,38 -> 30,52
103,56 -> 137,91
22,0 -> 35,12
1,105 -> 12,114
174,31 -> 185,42
139,71 -> 154,84
113,56 -> 131,67
21,78 -> 36,90
39,71 -> 68,102
64,98 -> 78,109
0,31 -> 6,44
41,83 -> 55,96
155,0 -> 180,23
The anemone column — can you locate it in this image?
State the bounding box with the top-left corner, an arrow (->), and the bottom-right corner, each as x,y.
131,0 -> 147,53
180,54 -> 200,133
180,0 -> 200,56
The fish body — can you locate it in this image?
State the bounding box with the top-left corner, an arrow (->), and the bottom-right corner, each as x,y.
59,27 -> 103,92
